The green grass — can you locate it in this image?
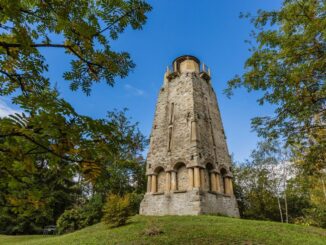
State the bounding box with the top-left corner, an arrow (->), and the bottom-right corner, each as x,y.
1,215 -> 325,245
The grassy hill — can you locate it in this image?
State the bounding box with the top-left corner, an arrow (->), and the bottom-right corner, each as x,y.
1,215 -> 325,245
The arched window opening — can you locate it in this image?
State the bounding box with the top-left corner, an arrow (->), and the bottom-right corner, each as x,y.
174,162 -> 188,191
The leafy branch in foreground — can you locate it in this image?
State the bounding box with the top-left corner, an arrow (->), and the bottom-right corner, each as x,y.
0,0 -> 151,235
0,0 -> 152,95
0,0 -> 151,189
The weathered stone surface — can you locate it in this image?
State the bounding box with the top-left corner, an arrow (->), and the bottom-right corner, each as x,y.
157,170 -> 165,193
140,55 -> 240,217
176,165 -> 188,191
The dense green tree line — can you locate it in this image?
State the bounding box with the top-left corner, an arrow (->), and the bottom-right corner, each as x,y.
234,140 -> 325,228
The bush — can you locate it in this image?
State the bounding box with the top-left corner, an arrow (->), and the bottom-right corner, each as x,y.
142,217 -> 163,236
56,209 -> 82,234
79,194 -> 104,227
303,207 -> 326,228
56,194 -> 104,234
102,193 -> 132,228
129,192 -> 144,215
57,192 -> 140,232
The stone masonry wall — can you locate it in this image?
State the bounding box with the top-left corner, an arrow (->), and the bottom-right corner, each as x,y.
157,171 -> 165,193
140,56 -> 239,217
176,165 -> 188,191
140,191 -> 239,217
146,72 -> 233,173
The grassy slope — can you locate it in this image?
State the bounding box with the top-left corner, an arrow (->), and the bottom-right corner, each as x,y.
1,215 -> 325,245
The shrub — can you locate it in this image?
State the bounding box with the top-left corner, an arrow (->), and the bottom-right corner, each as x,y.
129,192 -> 144,215
56,194 -> 105,234
142,217 -> 163,236
56,209 -> 82,234
80,194 -> 104,227
303,207 -> 326,228
102,193 -> 132,228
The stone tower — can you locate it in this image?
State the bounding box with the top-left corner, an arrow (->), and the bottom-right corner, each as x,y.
139,55 -> 239,217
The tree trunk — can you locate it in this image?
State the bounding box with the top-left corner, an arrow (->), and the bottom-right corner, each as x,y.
284,192 -> 288,223
277,196 -> 283,223
283,163 -> 288,223
321,178 -> 326,202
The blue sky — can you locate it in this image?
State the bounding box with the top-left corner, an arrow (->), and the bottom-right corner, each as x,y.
2,0 -> 283,162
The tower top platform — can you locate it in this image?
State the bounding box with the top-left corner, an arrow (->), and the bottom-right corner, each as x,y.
172,55 -> 200,66
168,55 -> 210,78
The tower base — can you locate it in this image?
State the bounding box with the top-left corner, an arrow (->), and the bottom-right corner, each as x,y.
139,190 -> 240,217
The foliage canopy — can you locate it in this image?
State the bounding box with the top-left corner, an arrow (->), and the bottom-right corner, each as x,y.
0,0 -> 151,95
226,0 -> 325,171
0,0 -> 151,234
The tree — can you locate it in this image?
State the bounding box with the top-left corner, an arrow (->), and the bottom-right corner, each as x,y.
0,0 -> 151,234
226,0 -> 325,172
0,118 -> 79,234
0,105 -> 147,234
81,109 -> 147,198
234,140 -> 296,222
234,161 -> 280,221
0,0 -> 151,165
233,139 -> 326,227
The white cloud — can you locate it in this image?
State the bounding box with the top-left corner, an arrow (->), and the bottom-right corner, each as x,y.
124,84 -> 145,96
0,99 -> 22,118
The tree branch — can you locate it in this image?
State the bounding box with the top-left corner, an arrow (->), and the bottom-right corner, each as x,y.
0,69 -> 28,95
0,42 -> 68,49
92,8 -> 135,37
0,42 -> 104,76
0,131 -> 96,165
